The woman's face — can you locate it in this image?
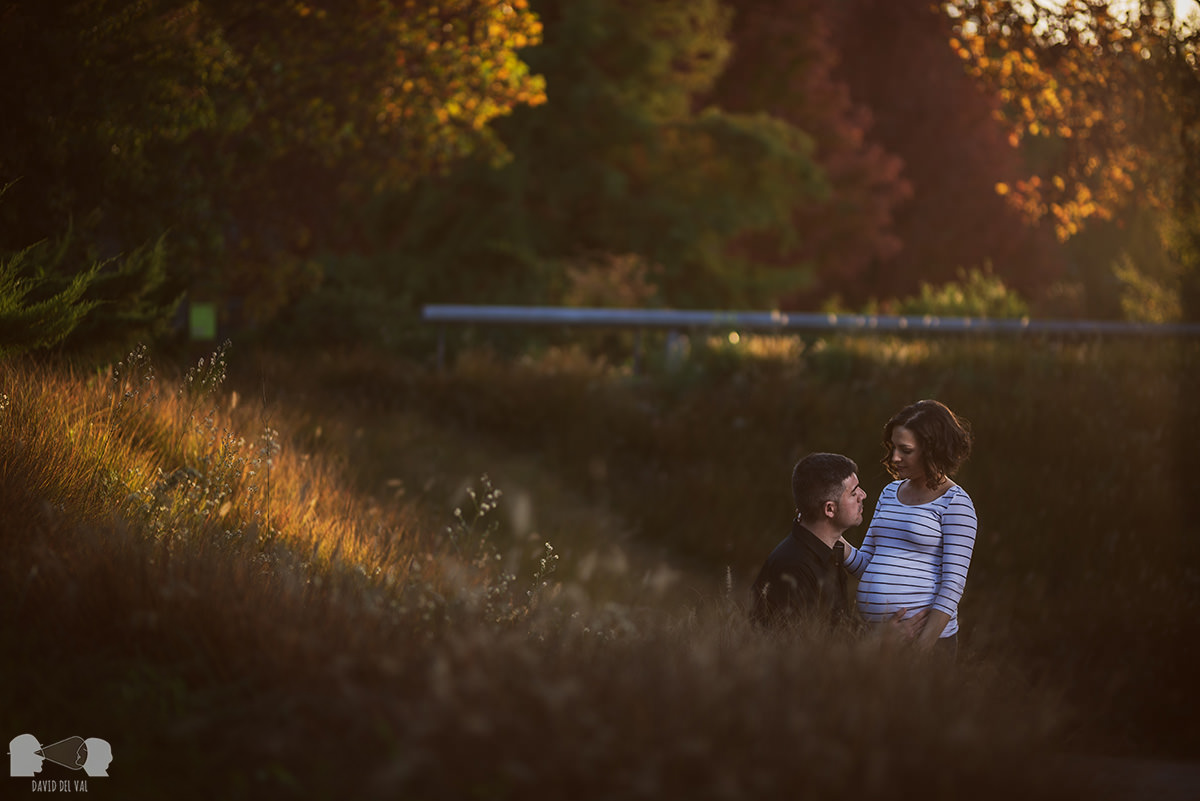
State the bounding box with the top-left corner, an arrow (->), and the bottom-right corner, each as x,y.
889,425 -> 925,483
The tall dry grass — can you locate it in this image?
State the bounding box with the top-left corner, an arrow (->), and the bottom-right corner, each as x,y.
0,341 -> 1140,799
1,345 -> 539,796
328,332 -> 1200,760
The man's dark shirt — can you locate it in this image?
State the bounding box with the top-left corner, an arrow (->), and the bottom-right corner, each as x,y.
749,520 -> 852,628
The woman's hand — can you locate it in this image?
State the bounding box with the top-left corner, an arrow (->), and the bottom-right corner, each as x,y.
914,609 -> 952,652
886,607 -> 929,641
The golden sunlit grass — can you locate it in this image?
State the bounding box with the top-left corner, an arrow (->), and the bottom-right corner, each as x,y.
0,339 -> 1181,799
1,345 -> 420,579
0,346 -> 538,795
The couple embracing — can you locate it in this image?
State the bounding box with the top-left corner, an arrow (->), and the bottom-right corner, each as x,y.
750,399 -> 977,660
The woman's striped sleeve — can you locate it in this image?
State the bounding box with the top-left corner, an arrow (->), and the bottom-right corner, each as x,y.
931,490 -> 977,618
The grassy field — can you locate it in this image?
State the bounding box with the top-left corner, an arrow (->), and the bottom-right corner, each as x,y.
290,331 -> 1200,757
1,333 -> 1195,799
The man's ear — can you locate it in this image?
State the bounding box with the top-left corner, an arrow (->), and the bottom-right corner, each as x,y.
824,500 -> 837,520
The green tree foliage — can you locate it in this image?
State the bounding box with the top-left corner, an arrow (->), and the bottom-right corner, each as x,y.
1113,250 -> 1183,322
0,241 -> 98,357
0,226 -> 176,358
0,0 -> 547,333
358,0 -> 828,315
63,234 -> 180,354
945,0 -> 1200,319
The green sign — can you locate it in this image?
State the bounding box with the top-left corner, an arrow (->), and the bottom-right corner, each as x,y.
189,302 -> 217,341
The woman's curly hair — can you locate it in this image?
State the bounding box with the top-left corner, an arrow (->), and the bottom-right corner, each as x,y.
881,400 -> 973,489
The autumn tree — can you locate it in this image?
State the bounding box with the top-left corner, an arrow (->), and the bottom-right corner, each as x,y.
817,0 -> 1067,307
945,0 -> 1200,319
351,0 -> 827,317
0,0 -> 547,351
705,0 -> 913,308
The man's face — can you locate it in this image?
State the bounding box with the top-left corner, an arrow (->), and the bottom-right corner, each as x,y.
831,473 -> 866,529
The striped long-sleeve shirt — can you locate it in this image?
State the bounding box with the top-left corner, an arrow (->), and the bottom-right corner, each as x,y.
843,480 -> 977,637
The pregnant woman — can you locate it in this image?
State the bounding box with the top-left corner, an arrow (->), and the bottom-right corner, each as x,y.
843,399 -> 977,659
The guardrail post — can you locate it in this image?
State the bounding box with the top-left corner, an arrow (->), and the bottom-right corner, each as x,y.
665,330 -> 687,372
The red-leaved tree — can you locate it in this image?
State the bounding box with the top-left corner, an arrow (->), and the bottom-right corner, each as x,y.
823,0 -> 1067,307
706,0 -> 912,308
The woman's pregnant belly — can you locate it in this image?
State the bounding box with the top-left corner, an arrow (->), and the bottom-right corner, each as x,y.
855,562 -> 938,622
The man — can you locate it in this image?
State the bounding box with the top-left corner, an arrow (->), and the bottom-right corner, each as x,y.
750,453 -> 928,634
750,453 -> 865,628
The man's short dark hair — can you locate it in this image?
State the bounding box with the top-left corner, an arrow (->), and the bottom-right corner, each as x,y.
791,453 -> 857,521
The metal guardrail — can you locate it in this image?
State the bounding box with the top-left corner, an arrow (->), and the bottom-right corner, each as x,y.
423,304 -> 1200,335
422,304 -> 1200,368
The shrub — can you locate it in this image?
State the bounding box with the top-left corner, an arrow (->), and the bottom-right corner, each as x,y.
897,265 -> 1030,318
